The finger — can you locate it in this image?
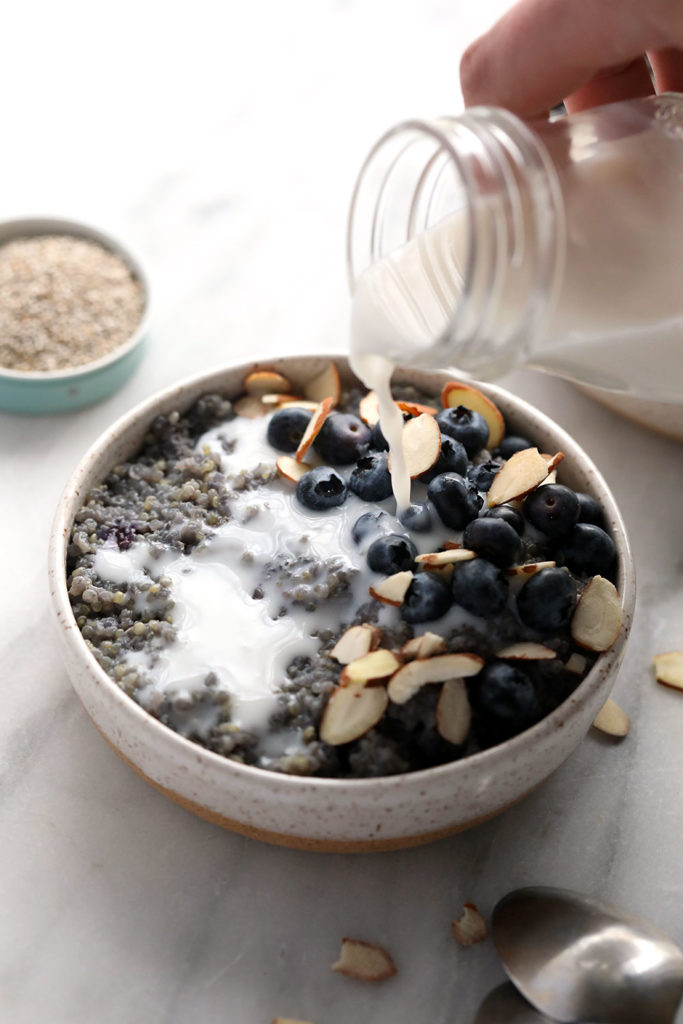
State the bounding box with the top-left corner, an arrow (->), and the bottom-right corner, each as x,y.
564,57 -> 654,114
460,0 -> 665,117
648,47 -> 683,92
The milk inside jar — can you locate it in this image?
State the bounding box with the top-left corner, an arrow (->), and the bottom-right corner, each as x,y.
348,95 -> 683,406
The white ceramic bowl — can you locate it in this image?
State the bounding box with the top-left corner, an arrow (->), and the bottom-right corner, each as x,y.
48,356 -> 635,852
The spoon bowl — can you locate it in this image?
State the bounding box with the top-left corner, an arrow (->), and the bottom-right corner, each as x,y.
492,886 -> 683,1024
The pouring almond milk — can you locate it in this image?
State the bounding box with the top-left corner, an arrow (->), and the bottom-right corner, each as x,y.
349,95 -> 683,500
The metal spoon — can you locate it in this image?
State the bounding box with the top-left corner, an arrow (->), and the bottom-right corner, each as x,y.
492,886 -> 683,1023
475,981 -> 557,1022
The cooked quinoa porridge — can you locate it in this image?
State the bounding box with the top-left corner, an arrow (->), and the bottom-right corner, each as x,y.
67,365 -> 622,777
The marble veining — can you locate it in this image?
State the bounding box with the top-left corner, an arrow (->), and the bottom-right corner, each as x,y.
1,1 -> 683,1022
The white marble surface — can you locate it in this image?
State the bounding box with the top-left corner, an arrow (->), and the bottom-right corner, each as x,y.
1,2 -> 683,1022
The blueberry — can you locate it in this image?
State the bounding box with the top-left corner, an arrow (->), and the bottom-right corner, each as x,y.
516,567 -> 577,631
576,491 -> 605,526
427,473 -> 483,530
266,407 -> 312,453
401,573 -> 452,623
314,412 -> 371,465
560,523 -> 616,577
451,558 -> 509,618
348,451 -> 393,501
435,406 -> 489,457
370,420 -> 389,451
296,467 -> 348,511
351,510 -> 392,545
524,484 -> 580,539
469,661 -> 542,747
399,502 -> 434,533
467,459 -> 502,492
367,533 -> 417,574
421,434 -> 468,482
462,517 -> 521,567
482,505 -> 525,536
495,435 -> 533,459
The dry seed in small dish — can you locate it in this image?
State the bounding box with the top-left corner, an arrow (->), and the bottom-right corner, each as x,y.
66,366 -> 623,777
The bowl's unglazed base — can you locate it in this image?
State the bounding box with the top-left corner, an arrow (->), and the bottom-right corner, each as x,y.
97,720 -> 535,853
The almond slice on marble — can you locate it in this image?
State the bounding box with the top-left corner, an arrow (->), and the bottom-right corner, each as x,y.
305,361 -> 341,405
319,685 -> 388,745
592,697 -> 630,737
329,624 -> 381,665
571,575 -> 622,652
506,560 -> 557,578
436,679 -> 472,745
276,455 -> 311,484
331,938 -> 397,982
387,652 -> 484,704
272,1018 -> 314,1024
369,570 -> 414,606
441,381 -> 505,449
396,399 -> 438,417
452,903 -> 488,947
653,651 -> 683,692
496,642 -> 557,661
295,396 -> 334,462
401,632 -> 446,660
487,447 -> 549,507
359,390 -> 380,426
388,413 -> 441,479
566,652 -> 588,675
416,548 -> 477,566
234,394 -> 268,418
340,649 -> 402,686
244,369 -> 292,396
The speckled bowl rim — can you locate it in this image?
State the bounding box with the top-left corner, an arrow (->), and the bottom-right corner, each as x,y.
48,356 -> 635,818
0,216 -> 151,382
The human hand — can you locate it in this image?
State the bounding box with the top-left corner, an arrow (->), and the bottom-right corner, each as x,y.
460,0 -> 683,116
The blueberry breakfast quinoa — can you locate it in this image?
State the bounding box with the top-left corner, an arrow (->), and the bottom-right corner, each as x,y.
67,363 -> 623,777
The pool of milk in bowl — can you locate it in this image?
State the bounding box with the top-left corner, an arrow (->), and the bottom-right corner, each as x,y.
90,409 -> 481,743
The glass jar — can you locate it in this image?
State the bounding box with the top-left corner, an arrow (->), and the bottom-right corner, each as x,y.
347,94 -> 683,402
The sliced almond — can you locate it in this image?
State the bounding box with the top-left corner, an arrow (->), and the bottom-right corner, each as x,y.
542,451 -> 565,473
276,399 -> 319,411
592,697 -> 630,737
295,396 -> 334,462
496,642 -> 557,660
244,369 -> 292,396
401,632 -> 446,660
653,651 -> 683,692
261,392 -> 308,406
436,679 -> 472,745
359,390 -> 380,426
441,381 -> 505,449
566,652 -> 588,675
305,361 -> 341,405
387,652 -> 484,704
452,903 -> 488,947
416,548 -> 477,566
396,399 -> 438,417
571,575 -> 622,652
319,685 -> 388,745
234,394 -> 268,418
506,561 -> 557,578
272,1019 -> 314,1024
276,455 -> 311,484
329,624 -> 381,665
369,570 -> 414,606
340,649 -> 402,686
422,563 -> 454,583
487,447 -> 549,506
388,413 -> 441,479
331,938 -> 397,982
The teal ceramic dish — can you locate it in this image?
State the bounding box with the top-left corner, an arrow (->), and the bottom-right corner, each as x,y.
0,217 -> 150,415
